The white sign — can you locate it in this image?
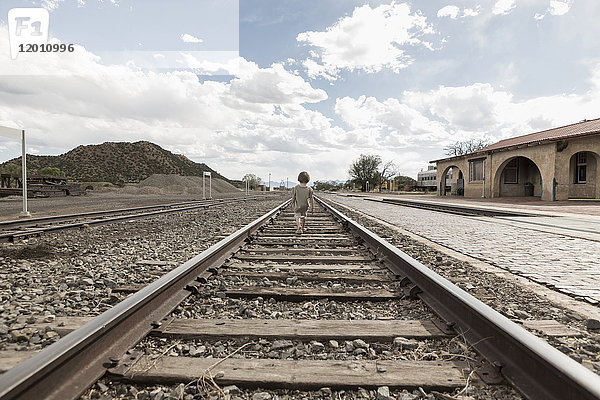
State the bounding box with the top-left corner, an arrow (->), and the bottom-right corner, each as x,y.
0,125 -> 21,139
8,8 -> 50,60
203,171 -> 212,176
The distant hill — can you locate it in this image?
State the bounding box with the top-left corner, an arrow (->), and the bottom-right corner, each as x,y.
0,141 -> 231,184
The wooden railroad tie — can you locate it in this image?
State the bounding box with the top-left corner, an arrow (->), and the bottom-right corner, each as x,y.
225,263 -> 376,272
234,254 -> 373,263
152,318 -> 450,340
109,356 -> 469,390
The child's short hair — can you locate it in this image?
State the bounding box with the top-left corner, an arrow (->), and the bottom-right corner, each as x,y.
298,171 -> 310,183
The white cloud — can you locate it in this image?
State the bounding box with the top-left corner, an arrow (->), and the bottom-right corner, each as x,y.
493,0 -> 517,15
335,95 -> 450,148
297,1 -> 434,80
334,66 -> 600,155
462,7 -> 482,17
42,0 -> 118,10
548,0 -> 573,16
229,63 -> 327,105
437,5 -> 481,19
406,83 -> 513,132
0,25 -> 340,179
437,5 -> 460,19
41,0 -> 65,10
180,33 -> 203,44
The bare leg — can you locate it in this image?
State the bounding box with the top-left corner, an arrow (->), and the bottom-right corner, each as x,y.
301,216 -> 306,230
295,216 -> 302,231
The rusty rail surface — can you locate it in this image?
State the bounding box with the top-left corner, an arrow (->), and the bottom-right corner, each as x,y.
317,196 -> 600,400
0,199 -> 290,400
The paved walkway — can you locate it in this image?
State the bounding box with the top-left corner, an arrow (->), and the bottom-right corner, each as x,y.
322,194 -> 600,305
355,192 -> 600,216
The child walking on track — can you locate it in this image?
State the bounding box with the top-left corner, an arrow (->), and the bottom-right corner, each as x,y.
291,171 -> 314,234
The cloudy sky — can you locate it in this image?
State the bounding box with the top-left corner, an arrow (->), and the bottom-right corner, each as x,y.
1,0 -> 599,184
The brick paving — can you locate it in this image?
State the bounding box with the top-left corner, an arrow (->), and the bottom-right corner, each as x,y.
322,194 -> 600,305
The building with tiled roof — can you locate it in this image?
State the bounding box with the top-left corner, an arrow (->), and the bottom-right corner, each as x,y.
431,119 -> 600,201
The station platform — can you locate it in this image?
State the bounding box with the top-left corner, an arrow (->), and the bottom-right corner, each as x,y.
338,192 -> 600,217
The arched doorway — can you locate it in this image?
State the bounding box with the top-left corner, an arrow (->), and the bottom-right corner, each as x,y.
440,166 -> 464,196
494,156 -> 542,198
568,151 -> 599,199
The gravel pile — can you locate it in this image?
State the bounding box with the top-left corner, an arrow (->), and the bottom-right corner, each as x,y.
0,197 -> 284,353
132,174 -> 241,195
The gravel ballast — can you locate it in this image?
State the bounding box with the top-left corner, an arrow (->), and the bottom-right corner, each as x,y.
5,195 -> 596,399
0,197 -> 285,353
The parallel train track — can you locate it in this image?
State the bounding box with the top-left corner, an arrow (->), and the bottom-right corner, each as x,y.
0,197 -> 598,399
0,195 -> 270,243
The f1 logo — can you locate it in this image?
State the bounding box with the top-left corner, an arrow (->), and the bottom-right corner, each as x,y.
8,8 -> 50,60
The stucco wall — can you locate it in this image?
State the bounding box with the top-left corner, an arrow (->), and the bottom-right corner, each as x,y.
554,135 -> 600,200
435,134 -> 599,201
489,144 -> 555,200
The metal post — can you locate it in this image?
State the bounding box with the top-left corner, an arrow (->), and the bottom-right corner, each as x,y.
209,175 -> 211,199
268,173 -> 271,192
202,173 -> 205,200
20,130 -> 30,218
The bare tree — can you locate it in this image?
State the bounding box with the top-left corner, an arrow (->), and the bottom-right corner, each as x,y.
443,138 -> 491,157
378,160 -> 397,191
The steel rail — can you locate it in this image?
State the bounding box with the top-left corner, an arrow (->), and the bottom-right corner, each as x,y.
0,195 -> 270,231
0,195 -> 272,242
0,199 -> 290,400
0,200 -> 211,230
316,196 -> 600,400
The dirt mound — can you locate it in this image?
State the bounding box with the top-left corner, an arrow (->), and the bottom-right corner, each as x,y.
133,174 -> 240,195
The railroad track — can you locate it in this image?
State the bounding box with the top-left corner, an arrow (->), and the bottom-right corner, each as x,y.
0,195 -> 271,243
0,197 -> 599,399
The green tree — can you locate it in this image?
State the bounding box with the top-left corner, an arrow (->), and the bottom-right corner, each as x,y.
242,174 -> 262,190
39,166 -> 66,176
348,154 -> 381,192
313,181 -> 343,191
1,163 -> 22,176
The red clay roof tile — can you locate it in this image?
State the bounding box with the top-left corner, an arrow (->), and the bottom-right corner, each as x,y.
479,118 -> 600,152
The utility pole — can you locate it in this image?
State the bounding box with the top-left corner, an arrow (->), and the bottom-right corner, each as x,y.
268,172 -> 271,192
